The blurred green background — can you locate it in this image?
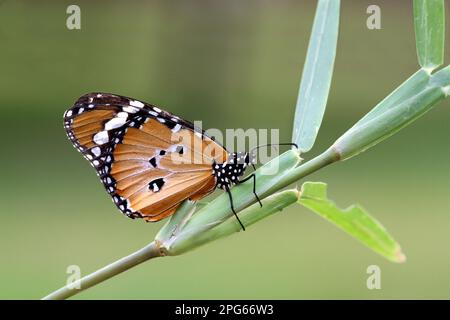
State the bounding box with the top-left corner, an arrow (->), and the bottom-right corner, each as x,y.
1,0 -> 450,299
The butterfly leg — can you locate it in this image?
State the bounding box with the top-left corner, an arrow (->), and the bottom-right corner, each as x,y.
239,173 -> 262,208
225,185 -> 246,231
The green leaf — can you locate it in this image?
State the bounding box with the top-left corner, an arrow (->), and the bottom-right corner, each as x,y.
298,182 -> 405,263
292,0 -> 340,153
164,190 -> 299,255
160,150 -> 302,255
431,64 -> 450,88
413,0 -> 445,71
332,68 -> 448,160
351,69 -> 430,129
330,2 -> 449,161
155,199 -> 197,243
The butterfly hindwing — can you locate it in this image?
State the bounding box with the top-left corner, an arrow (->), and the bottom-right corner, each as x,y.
64,93 -> 228,221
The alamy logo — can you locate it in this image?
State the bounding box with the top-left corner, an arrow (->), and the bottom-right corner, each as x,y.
366,265 -> 381,290
366,5 -> 381,30
66,5 -> 81,30
66,265 -> 81,289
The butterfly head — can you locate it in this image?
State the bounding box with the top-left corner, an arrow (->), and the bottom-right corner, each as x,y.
213,152 -> 254,190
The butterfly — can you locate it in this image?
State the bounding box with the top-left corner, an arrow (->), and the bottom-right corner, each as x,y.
64,92 -> 263,230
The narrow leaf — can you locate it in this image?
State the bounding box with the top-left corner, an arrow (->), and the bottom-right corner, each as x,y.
332,67 -> 448,160
161,150 -> 302,254
166,190 -> 299,255
430,64 -> 450,88
292,0 -> 340,153
413,0 -> 445,71
351,69 -> 430,129
155,199 -> 197,242
298,182 -> 405,263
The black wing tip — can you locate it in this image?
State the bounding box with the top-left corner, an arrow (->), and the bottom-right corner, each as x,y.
63,92 -> 117,123
75,92 -> 116,104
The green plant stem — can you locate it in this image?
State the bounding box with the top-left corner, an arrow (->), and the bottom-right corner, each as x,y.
274,147 -> 339,190
42,148 -> 339,300
43,0 -> 450,301
165,190 -> 300,255
42,241 -> 162,300
161,148 -> 340,255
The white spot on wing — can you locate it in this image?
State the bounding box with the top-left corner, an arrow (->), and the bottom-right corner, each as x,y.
104,117 -> 127,130
123,106 -> 139,113
93,131 -> 109,145
172,124 -> 182,132
116,112 -> 128,118
130,100 -> 145,108
91,147 -> 101,157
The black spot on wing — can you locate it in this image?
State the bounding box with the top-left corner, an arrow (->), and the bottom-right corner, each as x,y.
149,178 -> 165,192
149,157 -> 157,168
176,146 -> 184,155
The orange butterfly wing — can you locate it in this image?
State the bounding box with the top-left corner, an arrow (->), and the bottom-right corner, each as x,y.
64,93 -> 228,221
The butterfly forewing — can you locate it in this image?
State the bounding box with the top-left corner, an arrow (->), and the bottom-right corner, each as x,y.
64,93 -> 228,221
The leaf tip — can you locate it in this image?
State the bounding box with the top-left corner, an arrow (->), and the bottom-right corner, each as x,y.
394,247 -> 407,263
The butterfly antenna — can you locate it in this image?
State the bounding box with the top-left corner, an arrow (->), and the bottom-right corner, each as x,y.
249,142 -> 298,156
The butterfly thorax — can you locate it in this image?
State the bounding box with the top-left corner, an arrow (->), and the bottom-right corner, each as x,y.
213,152 -> 254,190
